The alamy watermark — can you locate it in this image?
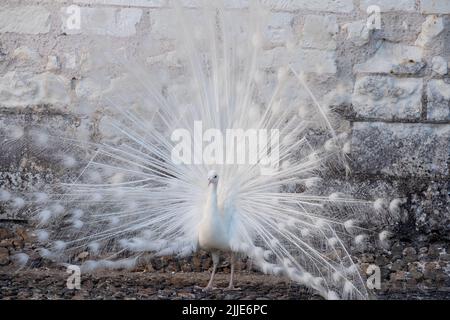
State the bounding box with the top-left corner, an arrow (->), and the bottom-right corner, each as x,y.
366,5 -> 381,30
66,5 -> 81,31
171,121 -> 280,175
366,264 -> 381,290
66,265 -> 81,290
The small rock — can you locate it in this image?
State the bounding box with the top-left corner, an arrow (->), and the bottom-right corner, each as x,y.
408,263 -> 424,281
15,227 -> 29,242
419,247 -> 428,254
12,238 -> 24,249
423,262 -> 439,280
0,247 -> 10,265
391,271 -> 407,282
112,292 -> 125,299
428,244 -> 442,258
410,270 -> 423,281
192,256 -> 202,271
403,247 -> 418,262
180,264 -> 192,272
360,253 -> 375,263
202,257 -> 212,270
435,271 -> 447,283
76,251 -> 89,261
0,239 -> 14,248
375,255 -> 388,266
440,254 -> 450,261
177,291 -> 195,299
391,242 -> 404,258
406,278 -> 417,288
0,228 -> 13,240
391,259 -> 406,271
360,262 -> 370,274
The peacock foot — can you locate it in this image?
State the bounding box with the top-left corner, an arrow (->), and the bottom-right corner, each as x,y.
225,286 -> 242,291
203,286 -> 219,292
194,285 -> 217,292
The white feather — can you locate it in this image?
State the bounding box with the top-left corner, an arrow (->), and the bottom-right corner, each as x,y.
37,210 -> 52,224
344,219 -> 355,233
389,198 -> 403,213
12,197 -> 25,209
374,198 -> 387,212
328,237 -> 338,247
34,192 -> 48,204
12,4 -> 373,300
36,229 -> 49,242
327,290 -> 340,300
354,234 -> 366,245
0,189 -> 11,201
379,230 -> 391,243
54,241 -> 67,251
13,253 -> 29,266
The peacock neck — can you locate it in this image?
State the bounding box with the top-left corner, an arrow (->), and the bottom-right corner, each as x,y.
205,183 -> 219,219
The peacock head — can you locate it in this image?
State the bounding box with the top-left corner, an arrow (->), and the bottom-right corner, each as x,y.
207,170 -> 219,186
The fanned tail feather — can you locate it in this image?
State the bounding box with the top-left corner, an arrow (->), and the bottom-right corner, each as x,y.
0,1 -> 384,300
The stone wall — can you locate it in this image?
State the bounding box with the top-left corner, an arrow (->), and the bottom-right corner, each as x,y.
0,0 -> 449,294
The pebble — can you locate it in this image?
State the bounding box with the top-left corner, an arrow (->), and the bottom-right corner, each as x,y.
0,247 -> 9,266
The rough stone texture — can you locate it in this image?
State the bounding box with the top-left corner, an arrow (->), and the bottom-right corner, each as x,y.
0,6 -> 51,34
415,15 -> 444,47
352,76 -> 423,120
265,12 -> 294,47
342,20 -> 369,47
360,0 -> 417,12
74,0 -> 165,7
427,80 -> 450,121
291,49 -> 337,74
354,43 -> 424,75
421,0 -> 450,14
0,72 -> 70,108
0,1 -> 450,299
369,13 -> 424,43
352,122 -> 449,177
432,56 -> 448,75
301,15 -> 338,50
262,0 -> 354,13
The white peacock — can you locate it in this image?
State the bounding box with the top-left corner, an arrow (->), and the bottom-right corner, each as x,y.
0,1 -> 386,300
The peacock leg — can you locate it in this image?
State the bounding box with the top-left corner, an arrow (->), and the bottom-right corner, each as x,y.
226,252 -> 241,290
203,251 -> 219,291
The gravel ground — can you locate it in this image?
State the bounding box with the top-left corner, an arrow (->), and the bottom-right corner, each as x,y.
1,268 -> 449,300
0,269 -> 320,300
2,226 -> 450,300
